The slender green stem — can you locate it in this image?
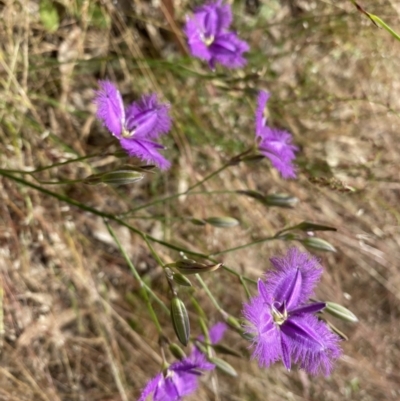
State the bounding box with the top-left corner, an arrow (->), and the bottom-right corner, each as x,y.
186,163 -> 230,192
209,236 -> 277,256
0,151 -> 111,175
0,171 -> 257,285
105,221 -> 169,322
240,277 -> 251,299
120,190 -> 236,216
195,274 -> 224,313
33,179 -> 86,185
142,235 -> 165,268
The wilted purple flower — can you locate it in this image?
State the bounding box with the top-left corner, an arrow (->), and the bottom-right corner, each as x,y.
184,1 -> 249,70
94,81 -> 172,170
255,90 -> 298,179
243,248 -> 342,376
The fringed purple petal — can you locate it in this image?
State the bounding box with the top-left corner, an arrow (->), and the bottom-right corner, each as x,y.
255,90 -> 270,137
282,315 -> 342,376
154,375 -> 180,401
120,138 -> 171,170
186,32 -> 213,64
266,248 -> 323,309
94,80 -> 125,137
290,302 -> 326,316
125,94 -> 171,139
196,0 -> 232,37
280,334 -> 292,371
258,126 -> 298,179
209,31 -> 249,69
138,373 -> 162,401
257,278 -> 272,304
242,295 -> 282,368
184,1 -> 232,41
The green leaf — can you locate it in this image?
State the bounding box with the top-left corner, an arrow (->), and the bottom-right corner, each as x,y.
39,0 -> 60,32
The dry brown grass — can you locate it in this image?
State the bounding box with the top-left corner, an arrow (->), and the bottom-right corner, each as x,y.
1,0 -> 400,400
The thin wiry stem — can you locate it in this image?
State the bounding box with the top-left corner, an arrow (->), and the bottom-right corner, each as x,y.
105,221 -> 169,319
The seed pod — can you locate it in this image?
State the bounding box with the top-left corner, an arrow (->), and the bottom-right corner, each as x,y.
301,237 -> 337,252
84,170 -> 143,185
169,343 -> 187,360
208,357 -> 237,377
324,302 -> 358,323
170,297 -> 190,346
172,273 -> 192,287
205,217 -> 239,228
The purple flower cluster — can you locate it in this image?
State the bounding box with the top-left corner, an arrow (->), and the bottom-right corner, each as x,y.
184,0 -> 249,70
255,90 -> 298,179
243,248 -> 341,376
139,323 -> 227,401
94,81 -> 172,170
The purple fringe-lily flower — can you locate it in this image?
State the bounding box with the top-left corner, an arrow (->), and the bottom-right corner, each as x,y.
243,248 -> 342,376
138,323 -> 227,401
255,90 -> 298,179
94,81 -> 172,170
184,0 -> 249,70
138,358 -> 212,401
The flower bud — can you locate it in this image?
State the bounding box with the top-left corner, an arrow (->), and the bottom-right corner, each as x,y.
169,343 -> 187,360
208,357 -> 237,377
205,217 -> 239,228
172,273 -> 192,287
264,194 -> 299,208
296,221 -> 337,232
170,297 -> 190,346
84,170 -> 143,185
301,237 -> 337,252
166,259 -> 222,275
212,344 -> 242,358
324,302 -> 358,323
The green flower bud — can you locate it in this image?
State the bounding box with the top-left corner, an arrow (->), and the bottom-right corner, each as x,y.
208,357 -> 237,377
84,170 -> 143,185
169,343 -> 187,360
301,237 -> 337,252
172,273 -> 192,287
324,302 -> 358,323
205,216 -> 239,228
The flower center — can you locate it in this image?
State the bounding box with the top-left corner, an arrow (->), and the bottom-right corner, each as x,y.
202,34 -> 215,46
121,127 -> 133,138
271,304 -> 287,326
